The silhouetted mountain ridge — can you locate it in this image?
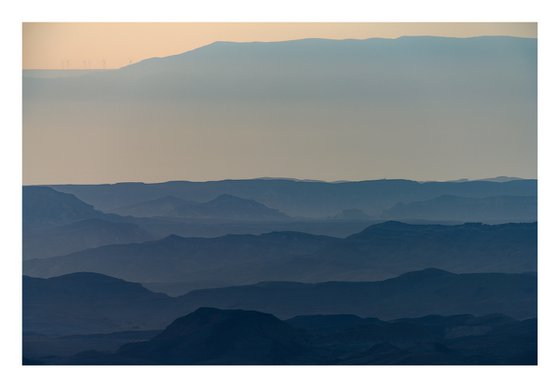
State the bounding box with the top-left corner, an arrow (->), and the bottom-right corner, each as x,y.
176,268 -> 536,320
113,195 -> 194,217
23,186 -> 155,259
41,307 -> 536,365
24,221 -> 536,292
23,268 -> 536,337
23,272 -> 173,335
112,307 -> 309,364
24,218 -> 153,260
47,178 -> 536,218
114,193 -> 288,220
381,195 -> 536,222
23,187 -> 104,228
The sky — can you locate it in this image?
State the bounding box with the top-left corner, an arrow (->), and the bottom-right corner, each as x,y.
23,23 -> 536,70
22,23 -> 537,184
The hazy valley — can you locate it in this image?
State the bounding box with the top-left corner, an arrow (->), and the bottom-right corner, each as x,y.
22,177 -> 537,365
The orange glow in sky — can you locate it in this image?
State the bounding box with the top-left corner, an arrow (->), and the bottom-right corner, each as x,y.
23,22 -> 536,69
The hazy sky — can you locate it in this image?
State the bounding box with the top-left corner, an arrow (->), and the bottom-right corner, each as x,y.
22,23 -> 537,184
23,23 -> 536,69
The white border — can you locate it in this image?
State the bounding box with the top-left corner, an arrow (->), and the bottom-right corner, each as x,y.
3,1 -> 560,387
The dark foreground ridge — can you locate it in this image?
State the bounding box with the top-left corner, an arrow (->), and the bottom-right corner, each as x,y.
26,307 -> 536,365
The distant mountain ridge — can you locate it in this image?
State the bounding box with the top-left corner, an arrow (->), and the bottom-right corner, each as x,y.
24,221 -> 537,292
23,228 -> 339,288
380,195 -> 536,222
24,218 -> 153,260
46,178 -> 536,218
114,195 -> 192,217
21,185 -> 378,248
114,193 -> 289,220
23,186 -> 104,229
175,268 -> 536,320
476,176 -> 526,183
23,186 -> 155,259
23,272 -> 173,335
23,268 -> 536,337
439,176 -> 525,183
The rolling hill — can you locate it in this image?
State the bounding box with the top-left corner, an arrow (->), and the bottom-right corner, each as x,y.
24,222 -> 537,292
114,193 -> 289,220
381,195 -> 537,222
23,186 -> 154,259
24,218 -> 153,260
33,308 -> 536,365
48,178 -> 537,219
23,269 -> 536,336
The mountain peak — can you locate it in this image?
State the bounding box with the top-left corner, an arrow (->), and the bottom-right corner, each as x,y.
191,194 -> 288,220
394,268 -> 453,281
347,221 -> 424,239
372,220 -> 411,228
49,271 -> 127,283
161,233 -> 186,242
153,307 -> 300,342
23,186 -> 103,226
117,307 -> 309,364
